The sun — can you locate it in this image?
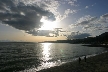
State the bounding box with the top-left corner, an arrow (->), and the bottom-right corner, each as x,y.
41,21 -> 57,30
39,17 -> 58,30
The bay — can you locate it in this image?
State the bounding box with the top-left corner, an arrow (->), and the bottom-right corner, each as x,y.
0,42 -> 107,72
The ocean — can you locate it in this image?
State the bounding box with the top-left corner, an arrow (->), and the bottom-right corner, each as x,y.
0,42 -> 107,72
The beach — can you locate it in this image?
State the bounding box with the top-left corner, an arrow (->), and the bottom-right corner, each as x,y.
38,51 -> 108,72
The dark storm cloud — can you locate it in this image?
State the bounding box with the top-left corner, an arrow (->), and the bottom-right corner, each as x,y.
0,0 -> 56,32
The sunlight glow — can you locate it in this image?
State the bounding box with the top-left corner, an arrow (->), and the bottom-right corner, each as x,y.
42,43 -> 52,61
40,17 -> 58,30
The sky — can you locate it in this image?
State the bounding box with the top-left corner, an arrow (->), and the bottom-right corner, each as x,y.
0,0 -> 108,42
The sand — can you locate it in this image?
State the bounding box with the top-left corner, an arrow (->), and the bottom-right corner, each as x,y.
38,52 -> 108,72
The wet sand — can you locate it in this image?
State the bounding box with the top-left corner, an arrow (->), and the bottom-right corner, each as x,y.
38,52 -> 108,72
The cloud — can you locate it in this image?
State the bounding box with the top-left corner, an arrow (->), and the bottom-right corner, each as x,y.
76,15 -> 97,25
101,13 -> 108,18
70,13 -> 108,33
0,0 -> 56,35
40,0 -> 77,22
57,9 -> 77,21
97,13 -> 108,26
72,33 -> 91,39
0,0 -> 79,37
67,32 -> 91,39
64,9 -> 77,15
70,14 -> 108,30
85,6 -> 89,9
68,0 -> 78,6
26,28 -> 64,37
91,3 -> 96,7
63,9 -> 77,20
26,30 -> 54,36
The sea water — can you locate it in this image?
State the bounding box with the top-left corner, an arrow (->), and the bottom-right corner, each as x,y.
0,42 -> 108,72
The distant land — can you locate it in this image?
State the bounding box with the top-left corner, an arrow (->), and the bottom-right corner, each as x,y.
0,32 -> 108,45
43,32 -> 108,45
0,40 -> 25,42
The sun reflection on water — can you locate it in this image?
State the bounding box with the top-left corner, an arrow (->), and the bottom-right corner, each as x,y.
34,43 -> 59,71
21,43 -> 62,72
42,43 -> 52,61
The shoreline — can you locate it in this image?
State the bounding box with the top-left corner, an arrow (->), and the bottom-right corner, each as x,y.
38,49 -> 108,72
82,44 -> 108,48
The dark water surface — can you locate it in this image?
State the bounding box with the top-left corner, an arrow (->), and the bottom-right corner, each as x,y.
0,42 -> 108,72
